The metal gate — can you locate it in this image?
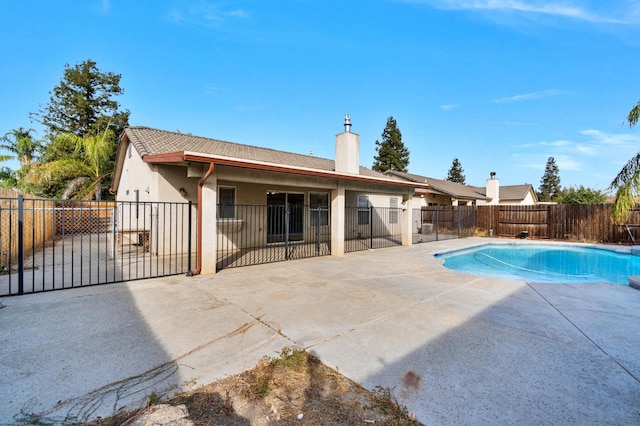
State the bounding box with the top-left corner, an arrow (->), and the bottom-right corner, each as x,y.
344,206 -> 402,253
412,206 -> 477,243
0,196 -> 197,296
217,204 -> 331,270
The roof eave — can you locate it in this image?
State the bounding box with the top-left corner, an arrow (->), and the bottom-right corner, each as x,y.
109,131 -> 130,194
142,151 -> 430,189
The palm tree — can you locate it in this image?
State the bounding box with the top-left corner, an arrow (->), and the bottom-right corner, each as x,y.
0,127 -> 42,189
0,127 -> 41,169
1,127 -> 40,164
610,100 -> 640,223
24,129 -> 115,200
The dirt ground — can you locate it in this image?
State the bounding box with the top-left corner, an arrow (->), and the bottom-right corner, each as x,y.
93,348 -> 418,425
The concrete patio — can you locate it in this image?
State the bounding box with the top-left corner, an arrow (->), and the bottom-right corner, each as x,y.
1,238 -> 639,425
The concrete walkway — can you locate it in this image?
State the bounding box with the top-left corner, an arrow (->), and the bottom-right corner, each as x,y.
1,238 -> 639,425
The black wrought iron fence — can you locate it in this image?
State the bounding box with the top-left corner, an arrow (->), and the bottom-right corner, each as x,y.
217,204 -> 331,270
413,206 -> 477,243
0,196 -> 197,296
344,206 -> 402,253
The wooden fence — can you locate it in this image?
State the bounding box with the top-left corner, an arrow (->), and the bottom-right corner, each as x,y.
0,189 -> 55,270
0,190 -> 117,271
476,204 -> 640,244
54,200 -> 116,234
420,206 -> 477,238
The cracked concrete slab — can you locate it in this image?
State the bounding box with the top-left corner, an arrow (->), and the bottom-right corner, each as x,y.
1,238 -> 639,425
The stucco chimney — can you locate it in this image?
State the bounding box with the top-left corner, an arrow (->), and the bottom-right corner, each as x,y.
335,114 -> 359,174
486,172 -> 499,205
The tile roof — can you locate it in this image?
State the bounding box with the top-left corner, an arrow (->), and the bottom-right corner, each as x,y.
496,184 -> 534,200
122,126 -> 387,179
385,170 -> 486,200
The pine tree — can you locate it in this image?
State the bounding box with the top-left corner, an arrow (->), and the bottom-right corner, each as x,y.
31,58 -> 130,139
538,157 -> 561,202
446,157 -> 466,184
25,60 -> 129,198
372,116 -> 410,173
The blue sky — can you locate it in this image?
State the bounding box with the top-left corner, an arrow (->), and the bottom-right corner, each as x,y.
2,0 -> 640,192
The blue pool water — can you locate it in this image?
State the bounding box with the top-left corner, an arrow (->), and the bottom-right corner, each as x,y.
438,244 -> 640,285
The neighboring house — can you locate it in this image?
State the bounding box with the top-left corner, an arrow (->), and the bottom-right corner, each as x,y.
384,170 -> 487,207
387,170 -> 537,207
109,117 -> 429,274
472,172 -> 538,206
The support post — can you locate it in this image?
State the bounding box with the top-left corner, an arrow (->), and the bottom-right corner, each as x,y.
401,190 -> 414,247
18,195 -> 24,295
331,183 -> 345,256
187,200 -> 192,272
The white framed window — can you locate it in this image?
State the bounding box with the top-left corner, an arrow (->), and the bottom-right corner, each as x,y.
310,192 -> 329,226
357,195 -> 369,225
390,197 -> 399,224
218,186 -> 236,219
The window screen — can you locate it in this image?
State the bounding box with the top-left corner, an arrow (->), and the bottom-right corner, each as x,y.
358,195 -> 369,225
390,197 -> 399,224
218,187 -> 236,219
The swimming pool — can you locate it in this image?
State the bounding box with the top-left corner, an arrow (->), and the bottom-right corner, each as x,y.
437,243 -> 640,285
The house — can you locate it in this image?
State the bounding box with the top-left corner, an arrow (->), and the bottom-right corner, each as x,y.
472,172 -> 538,205
384,170 -> 487,207
386,170 -> 537,207
109,116 -> 429,274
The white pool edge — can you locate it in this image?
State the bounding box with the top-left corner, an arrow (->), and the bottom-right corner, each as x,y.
433,237 -> 640,290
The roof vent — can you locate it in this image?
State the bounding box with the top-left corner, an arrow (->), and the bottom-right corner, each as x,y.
344,114 -> 351,133
490,171 -> 496,179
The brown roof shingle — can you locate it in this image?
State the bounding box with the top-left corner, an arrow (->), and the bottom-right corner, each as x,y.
125,127 -> 336,170
385,170 -> 486,200
121,126 -> 392,180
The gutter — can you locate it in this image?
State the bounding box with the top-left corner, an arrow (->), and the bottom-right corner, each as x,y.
188,162 -> 216,276
142,151 -> 430,191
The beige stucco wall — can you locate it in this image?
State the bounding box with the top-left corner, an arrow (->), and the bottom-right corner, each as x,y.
116,144 -> 157,204
335,131 -> 359,174
500,190 -> 537,206
522,191 -> 536,205
115,145 -> 198,257
486,178 -> 499,205
215,179 -> 333,252
343,191 -> 409,242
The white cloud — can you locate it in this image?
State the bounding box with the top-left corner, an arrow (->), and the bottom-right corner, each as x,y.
553,155 -> 582,171
440,103 -> 460,111
517,128 -> 640,181
493,89 -> 567,103
515,153 -> 581,171
580,129 -> 640,146
527,130 -> 640,156
575,144 -> 597,156
396,0 -> 630,24
170,2 -> 249,27
226,9 -> 249,19
537,139 -> 572,147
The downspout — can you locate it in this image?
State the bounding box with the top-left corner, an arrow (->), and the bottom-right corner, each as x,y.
189,162 -> 215,276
